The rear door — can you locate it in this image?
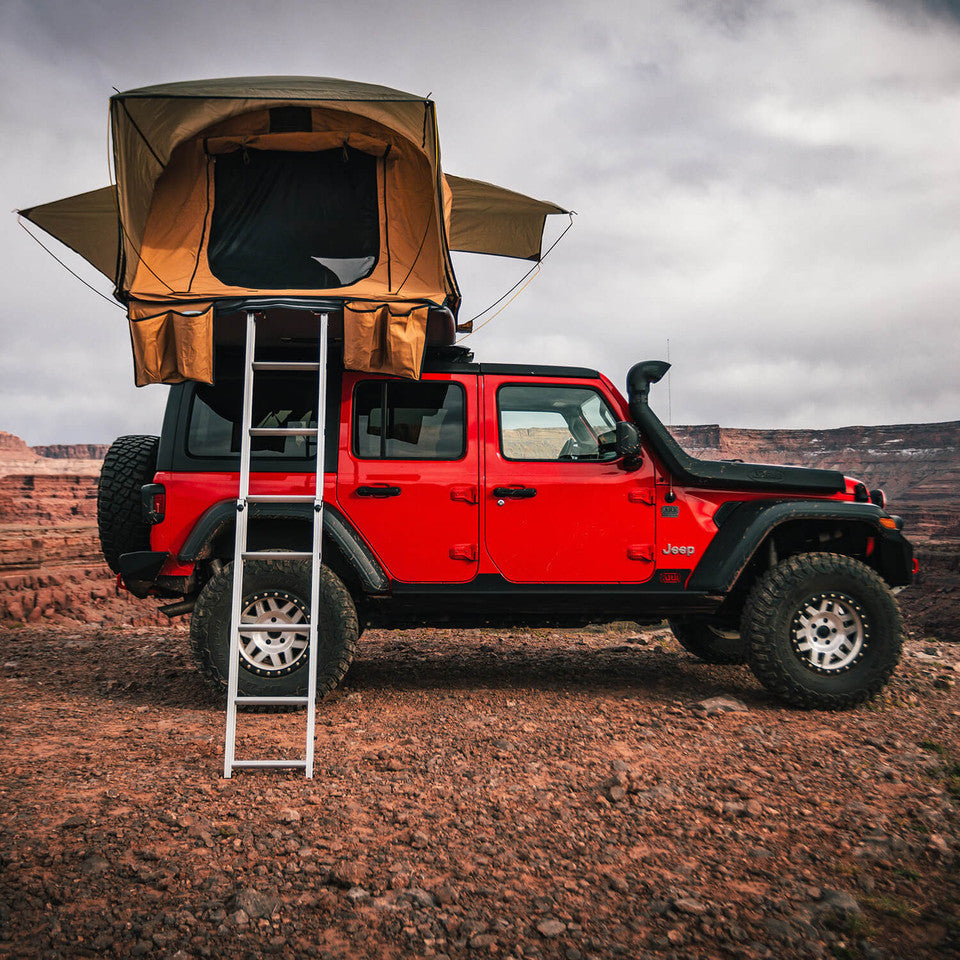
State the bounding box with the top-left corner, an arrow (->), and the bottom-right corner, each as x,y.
482,375 -> 657,583
336,372 -> 480,582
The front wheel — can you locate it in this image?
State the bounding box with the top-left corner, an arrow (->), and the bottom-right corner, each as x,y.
189,559 -> 358,701
742,552 -> 903,709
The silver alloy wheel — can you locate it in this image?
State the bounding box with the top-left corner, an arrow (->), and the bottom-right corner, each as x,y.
791,592 -> 867,674
238,590 -> 309,677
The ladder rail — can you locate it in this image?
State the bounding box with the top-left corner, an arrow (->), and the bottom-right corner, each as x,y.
223,309 -> 328,780
304,311 -> 329,779
223,311 -> 257,779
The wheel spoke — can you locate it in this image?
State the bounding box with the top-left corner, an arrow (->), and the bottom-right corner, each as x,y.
276,600 -> 300,619
245,643 -> 270,665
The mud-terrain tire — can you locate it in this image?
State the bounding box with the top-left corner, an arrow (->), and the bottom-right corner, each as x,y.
189,559 -> 358,701
742,552 -> 902,709
668,617 -> 748,664
97,435 -> 160,574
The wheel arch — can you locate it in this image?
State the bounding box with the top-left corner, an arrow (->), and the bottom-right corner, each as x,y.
179,501 -> 389,599
688,500 -> 913,613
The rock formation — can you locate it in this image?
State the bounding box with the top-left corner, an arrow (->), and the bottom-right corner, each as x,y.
0,422 -> 956,635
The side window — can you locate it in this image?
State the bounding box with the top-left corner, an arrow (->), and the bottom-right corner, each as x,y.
498,384 -> 619,462
353,381 -> 465,460
188,373 -> 325,459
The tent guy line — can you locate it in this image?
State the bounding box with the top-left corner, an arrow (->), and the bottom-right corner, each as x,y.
460,211 -> 577,336
16,215 -> 123,310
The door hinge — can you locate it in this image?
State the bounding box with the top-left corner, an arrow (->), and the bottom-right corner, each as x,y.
627,545 -> 654,562
449,543 -> 478,561
628,490 -> 655,505
450,485 -> 478,504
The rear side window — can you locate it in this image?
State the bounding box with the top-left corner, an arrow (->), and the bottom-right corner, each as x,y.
353,381 -> 465,460
188,373 -> 328,460
498,384 -> 618,462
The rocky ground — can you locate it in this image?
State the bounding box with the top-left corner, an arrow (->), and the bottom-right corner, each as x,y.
2,622 -> 959,960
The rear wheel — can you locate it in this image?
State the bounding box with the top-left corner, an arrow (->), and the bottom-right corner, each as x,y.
668,616 -> 747,664
742,552 -> 902,709
96,435 -> 159,573
189,559 -> 358,701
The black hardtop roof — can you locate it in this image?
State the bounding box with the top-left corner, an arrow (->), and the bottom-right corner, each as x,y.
422,361 -> 601,379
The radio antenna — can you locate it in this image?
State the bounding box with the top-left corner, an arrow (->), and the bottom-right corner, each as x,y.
666,338 -> 672,425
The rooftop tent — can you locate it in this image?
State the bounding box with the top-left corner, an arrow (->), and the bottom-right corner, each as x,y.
19,76 -> 568,382
111,78 -> 457,310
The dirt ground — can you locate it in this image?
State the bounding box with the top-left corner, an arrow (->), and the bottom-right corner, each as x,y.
1,622 -> 959,960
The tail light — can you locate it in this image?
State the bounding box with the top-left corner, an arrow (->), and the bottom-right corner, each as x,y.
141,483 -> 166,524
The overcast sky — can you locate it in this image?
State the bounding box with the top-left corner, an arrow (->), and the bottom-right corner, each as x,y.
1,0 -> 959,444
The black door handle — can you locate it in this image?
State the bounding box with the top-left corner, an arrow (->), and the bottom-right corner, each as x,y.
492,487 -> 537,499
356,485 -> 402,498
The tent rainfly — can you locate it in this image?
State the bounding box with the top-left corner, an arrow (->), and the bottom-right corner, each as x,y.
19,76 -> 568,383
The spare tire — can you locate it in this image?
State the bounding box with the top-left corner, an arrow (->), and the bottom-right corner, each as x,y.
97,435 -> 160,573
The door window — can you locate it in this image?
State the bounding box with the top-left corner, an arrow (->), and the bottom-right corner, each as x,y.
498,384 -> 619,462
353,381 -> 465,460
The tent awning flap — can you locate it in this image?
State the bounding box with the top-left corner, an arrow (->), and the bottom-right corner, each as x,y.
444,174 -> 567,261
19,186 -> 119,280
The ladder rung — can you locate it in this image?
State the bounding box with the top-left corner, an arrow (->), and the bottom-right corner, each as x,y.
249,427 -> 318,437
236,622 -> 311,632
252,361 -> 321,371
246,494 -> 318,504
235,696 -> 309,705
241,551 -> 313,560
230,759 -> 308,769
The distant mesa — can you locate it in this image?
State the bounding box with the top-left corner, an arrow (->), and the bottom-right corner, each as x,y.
33,443 -> 110,460
0,431 -> 39,461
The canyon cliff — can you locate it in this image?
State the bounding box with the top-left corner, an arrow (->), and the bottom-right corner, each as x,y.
0,422 -> 956,635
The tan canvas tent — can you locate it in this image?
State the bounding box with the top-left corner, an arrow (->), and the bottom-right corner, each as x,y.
19,77 -> 567,383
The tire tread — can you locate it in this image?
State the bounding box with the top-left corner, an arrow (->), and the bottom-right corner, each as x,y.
97,435 -> 160,574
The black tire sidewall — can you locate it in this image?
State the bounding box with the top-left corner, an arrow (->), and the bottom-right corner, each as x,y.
190,560 -> 358,699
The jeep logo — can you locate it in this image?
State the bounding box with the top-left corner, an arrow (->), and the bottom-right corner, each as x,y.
662,543 -> 695,556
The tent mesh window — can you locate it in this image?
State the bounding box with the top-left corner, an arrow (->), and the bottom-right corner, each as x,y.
208,146 -> 380,289
269,106 -> 312,133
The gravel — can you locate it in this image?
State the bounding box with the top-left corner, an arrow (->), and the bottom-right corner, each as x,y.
1,621 -> 959,959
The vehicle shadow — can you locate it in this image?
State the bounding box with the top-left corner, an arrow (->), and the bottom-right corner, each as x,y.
345,638 -> 766,707
18,626 -> 768,711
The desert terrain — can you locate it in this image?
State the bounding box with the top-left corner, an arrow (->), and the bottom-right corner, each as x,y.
1,423 -> 958,959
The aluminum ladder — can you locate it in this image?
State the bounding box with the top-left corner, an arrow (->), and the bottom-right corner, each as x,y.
223,309 -> 329,778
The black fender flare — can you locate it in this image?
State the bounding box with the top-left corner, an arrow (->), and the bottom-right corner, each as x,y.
178,500 -> 389,594
687,500 -> 914,593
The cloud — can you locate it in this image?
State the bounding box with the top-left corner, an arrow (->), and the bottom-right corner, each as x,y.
1,0 -> 958,442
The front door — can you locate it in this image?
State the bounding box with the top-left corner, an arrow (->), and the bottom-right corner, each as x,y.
337,372 -> 479,583
483,376 -> 656,583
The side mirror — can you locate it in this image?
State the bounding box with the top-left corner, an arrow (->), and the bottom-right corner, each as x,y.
616,422 -> 642,464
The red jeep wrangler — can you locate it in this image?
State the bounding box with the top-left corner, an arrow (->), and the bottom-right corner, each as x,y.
98,311 -> 913,710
